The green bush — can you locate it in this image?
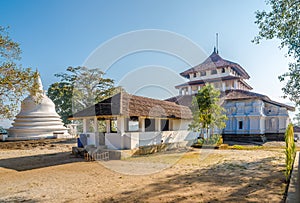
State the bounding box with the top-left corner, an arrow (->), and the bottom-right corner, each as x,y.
194,134 -> 223,146
285,123 -> 296,181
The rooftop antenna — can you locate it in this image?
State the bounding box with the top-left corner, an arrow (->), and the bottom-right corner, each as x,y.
216,33 -> 219,54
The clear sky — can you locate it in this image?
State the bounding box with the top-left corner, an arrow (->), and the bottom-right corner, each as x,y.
0,0 -> 296,125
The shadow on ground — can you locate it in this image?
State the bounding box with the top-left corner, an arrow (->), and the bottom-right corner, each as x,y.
0,152 -> 82,171
102,155 -> 286,202
0,138 -> 76,150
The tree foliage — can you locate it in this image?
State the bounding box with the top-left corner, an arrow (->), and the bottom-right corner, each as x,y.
0,26 -> 35,118
47,66 -> 119,124
47,82 -> 73,124
188,84 -> 227,138
253,0 -> 300,105
293,107 -> 300,126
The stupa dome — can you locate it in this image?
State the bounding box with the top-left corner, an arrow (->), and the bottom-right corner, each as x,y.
7,71 -> 69,140
18,95 -> 59,117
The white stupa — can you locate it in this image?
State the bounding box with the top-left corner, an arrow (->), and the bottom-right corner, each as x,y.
7,72 -> 69,140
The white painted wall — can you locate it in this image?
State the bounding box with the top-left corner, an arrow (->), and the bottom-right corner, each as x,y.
139,132 -> 162,146
105,133 -> 123,149
172,119 -> 191,130
104,130 -> 198,150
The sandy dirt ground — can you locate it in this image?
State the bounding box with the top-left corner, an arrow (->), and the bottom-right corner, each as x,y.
0,139 -> 288,202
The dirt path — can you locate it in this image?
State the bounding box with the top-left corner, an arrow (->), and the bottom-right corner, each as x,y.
0,140 -> 286,202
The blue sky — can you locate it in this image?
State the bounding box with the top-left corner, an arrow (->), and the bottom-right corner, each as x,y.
0,0 -> 296,124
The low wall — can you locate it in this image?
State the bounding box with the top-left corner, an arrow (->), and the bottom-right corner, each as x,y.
264,133 -> 285,141
222,134 -> 266,143
132,141 -> 194,156
105,131 -> 198,150
222,133 -> 285,143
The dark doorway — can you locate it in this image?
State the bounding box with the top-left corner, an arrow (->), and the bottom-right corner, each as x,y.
145,118 -> 155,132
161,119 -> 169,131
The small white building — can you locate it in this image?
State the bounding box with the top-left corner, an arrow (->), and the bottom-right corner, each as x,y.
69,92 -> 197,150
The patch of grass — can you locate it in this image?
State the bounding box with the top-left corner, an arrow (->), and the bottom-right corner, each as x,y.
229,145 -> 264,150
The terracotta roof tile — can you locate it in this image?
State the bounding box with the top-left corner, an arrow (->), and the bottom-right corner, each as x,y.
180,50 -> 250,79
166,89 -> 295,111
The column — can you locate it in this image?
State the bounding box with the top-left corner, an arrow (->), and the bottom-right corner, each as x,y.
93,117 -> 98,133
234,80 -> 238,89
83,118 -> 88,133
188,86 -> 192,95
139,117 -> 145,132
222,82 -> 226,91
105,119 -> 110,133
156,118 -> 161,132
117,116 -> 125,133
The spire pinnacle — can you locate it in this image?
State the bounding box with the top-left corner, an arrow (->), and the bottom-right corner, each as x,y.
216,33 -> 219,54
31,70 -> 44,96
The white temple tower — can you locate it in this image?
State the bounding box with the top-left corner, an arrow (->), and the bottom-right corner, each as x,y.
7,71 -> 69,140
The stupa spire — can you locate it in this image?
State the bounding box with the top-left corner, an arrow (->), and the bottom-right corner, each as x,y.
30,70 -> 44,96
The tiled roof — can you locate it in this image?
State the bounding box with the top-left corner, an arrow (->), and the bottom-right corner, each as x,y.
180,50 -> 250,79
175,75 -> 241,88
224,90 -> 295,111
165,94 -> 195,107
166,89 -> 295,111
69,92 -> 192,119
224,89 -> 269,100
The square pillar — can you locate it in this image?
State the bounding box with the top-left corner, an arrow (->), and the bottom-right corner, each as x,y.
156,118 -> 161,131
83,118 -> 88,133
105,119 -> 110,133
222,82 -> 226,91
93,117 -> 98,133
188,86 -> 192,95
234,80 -> 238,89
139,117 -> 145,132
117,116 -> 125,133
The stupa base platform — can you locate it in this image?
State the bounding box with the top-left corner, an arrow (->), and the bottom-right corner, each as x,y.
6,135 -> 56,141
7,129 -> 70,141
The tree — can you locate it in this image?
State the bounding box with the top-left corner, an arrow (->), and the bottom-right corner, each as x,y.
253,0 -> 300,105
47,66 -> 119,124
293,107 -> 300,126
0,26 -> 36,118
47,82 -> 73,124
188,84 -> 227,139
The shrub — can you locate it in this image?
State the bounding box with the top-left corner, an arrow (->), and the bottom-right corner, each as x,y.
194,134 -> 223,146
285,123 -> 296,181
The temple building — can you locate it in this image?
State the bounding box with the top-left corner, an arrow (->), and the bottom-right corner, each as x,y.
176,48 -> 252,95
71,48 -> 295,147
167,48 -> 295,141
